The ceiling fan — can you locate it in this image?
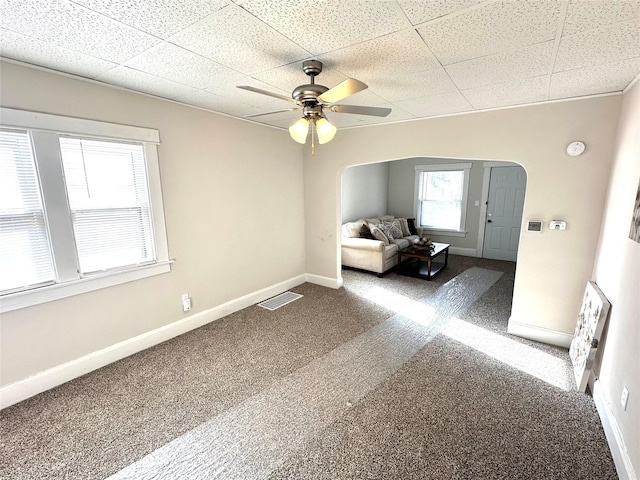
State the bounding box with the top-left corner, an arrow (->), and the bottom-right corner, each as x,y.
237,60 -> 391,149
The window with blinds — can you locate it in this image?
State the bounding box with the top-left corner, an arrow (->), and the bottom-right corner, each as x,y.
59,137 -> 155,274
0,129 -> 55,293
0,108 -> 169,310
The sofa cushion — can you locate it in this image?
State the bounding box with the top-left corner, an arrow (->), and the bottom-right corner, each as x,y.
391,238 -> 411,249
369,224 -> 390,245
365,217 -> 381,225
379,215 -> 395,222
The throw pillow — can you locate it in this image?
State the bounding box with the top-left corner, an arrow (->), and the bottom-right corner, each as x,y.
359,223 -> 375,240
397,218 -> 410,237
407,218 -> 419,235
368,224 -> 390,245
383,220 -> 404,240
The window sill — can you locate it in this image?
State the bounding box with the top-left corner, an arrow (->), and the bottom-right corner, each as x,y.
0,261 -> 173,313
419,228 -> 467,238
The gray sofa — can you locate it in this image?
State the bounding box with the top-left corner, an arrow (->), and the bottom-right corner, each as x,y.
341,215 -> 419,276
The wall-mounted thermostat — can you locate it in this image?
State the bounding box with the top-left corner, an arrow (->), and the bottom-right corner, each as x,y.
549,220 -> 567,230
527,221 -> 543,232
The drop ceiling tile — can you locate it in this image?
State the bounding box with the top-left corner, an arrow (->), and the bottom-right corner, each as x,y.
365,67 -> 457,103
0,0 -> 161,64
462,76 -> 548,110
319,29 -> 440,79
554,19 -> 640,72
323,114 -> 367,129
417,1 -> 561,65
398,0 -> 483,25
252,61 -> 347,95
395,91 -> 472,117
563,0 -> 640,37
446,41 -> 554,90
174,89 -> 264,117
232,0 -> 407,55
169,6 -> 309,74
207,77 -> 294,111
97,66 -> 198,99
550,58 -> 640,99
0,29 -> 117,78
71,0 -> 229,38
125,43 -> 243,90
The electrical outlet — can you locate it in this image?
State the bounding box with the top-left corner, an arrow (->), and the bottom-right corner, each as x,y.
621,386 -> 629,411
181,293 -> 191,312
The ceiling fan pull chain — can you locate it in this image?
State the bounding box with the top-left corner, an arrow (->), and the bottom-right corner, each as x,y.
311,120 -> 316,156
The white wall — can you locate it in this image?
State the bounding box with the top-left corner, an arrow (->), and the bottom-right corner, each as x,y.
387,158 -> 486,250
341,162 -> 389,222
593,81 -> 640,476
0,62 -> 306,387
304,96 -> 621,344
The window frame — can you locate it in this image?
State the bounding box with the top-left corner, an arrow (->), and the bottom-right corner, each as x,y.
0,107 -> 171,313
414,162 -> 472,237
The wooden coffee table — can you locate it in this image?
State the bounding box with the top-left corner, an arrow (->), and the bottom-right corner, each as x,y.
396,242 -> 450,280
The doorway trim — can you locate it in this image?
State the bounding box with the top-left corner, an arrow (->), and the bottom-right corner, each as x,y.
476,161 -> 523,258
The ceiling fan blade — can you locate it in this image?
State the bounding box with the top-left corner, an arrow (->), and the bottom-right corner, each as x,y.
244,107 -> 301,119
318,78 -> 367,104
237,85 -> 297,104
329,104 -> 392,117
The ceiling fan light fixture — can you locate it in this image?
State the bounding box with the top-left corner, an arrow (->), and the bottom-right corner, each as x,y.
289,117 -> 309,144
316,117 -> 337,144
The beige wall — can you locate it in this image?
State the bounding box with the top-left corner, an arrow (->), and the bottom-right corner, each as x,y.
341,162 -> 389,222
593,81 -> 640,475
304,96 -> 621,338
0,62 -> 306,386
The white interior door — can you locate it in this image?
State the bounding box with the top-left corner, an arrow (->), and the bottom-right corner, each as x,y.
482,166 -> 526,261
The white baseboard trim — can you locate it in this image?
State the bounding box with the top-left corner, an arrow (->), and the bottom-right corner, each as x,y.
0,274 -> 307,410
593,380 -> 637,480
507,318 -> 574,348
306,273 -> 343,289
449,247 -> 478,257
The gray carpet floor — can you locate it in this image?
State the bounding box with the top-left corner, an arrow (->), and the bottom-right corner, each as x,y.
0,256 -> 617,479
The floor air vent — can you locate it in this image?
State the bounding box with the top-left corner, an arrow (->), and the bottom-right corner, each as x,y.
257,291 -> 303,311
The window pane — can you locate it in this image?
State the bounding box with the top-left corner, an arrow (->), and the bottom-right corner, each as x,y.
59,137 -> 156,274
419,170 -> 464,230
0,129 -> 55,293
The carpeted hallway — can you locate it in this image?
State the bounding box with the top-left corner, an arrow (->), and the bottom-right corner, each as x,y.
0,256 -> 617,479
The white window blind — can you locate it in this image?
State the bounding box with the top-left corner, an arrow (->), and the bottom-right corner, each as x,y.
59,137 -> 156,275
0,128 -> 55,293
419,170 -> 465,230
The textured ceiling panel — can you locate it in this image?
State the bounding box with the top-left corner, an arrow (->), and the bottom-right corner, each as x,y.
125,42 -> 243,90
396,91 -> 473,117
319,29 -> 440,78
173,89 -> 264,117
97,66 -> 198,99
1,0 -> 639,133
71,0 -> 228,38
550,58 -> 640,99
418,1 -> 561,65
563,0 -> 640,37
554,19 -> 640,72
0,29 -> 118,78
0,0 -> 160,63
398,0 -> 484,25
446,41 -> 554,90
233,0 -> 408,55
462,76 -> 548,110
366,68 -> 457,103
170,6 -> 309,74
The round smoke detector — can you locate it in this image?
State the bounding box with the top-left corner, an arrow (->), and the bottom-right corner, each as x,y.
566,141 -> 586,156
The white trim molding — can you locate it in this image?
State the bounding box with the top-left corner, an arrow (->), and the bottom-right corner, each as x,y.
0,274 -> 307,409
307,273 -> 343,289
507,318 -> 573,348
593,380 -> 637,480
449,247 -> 478,257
